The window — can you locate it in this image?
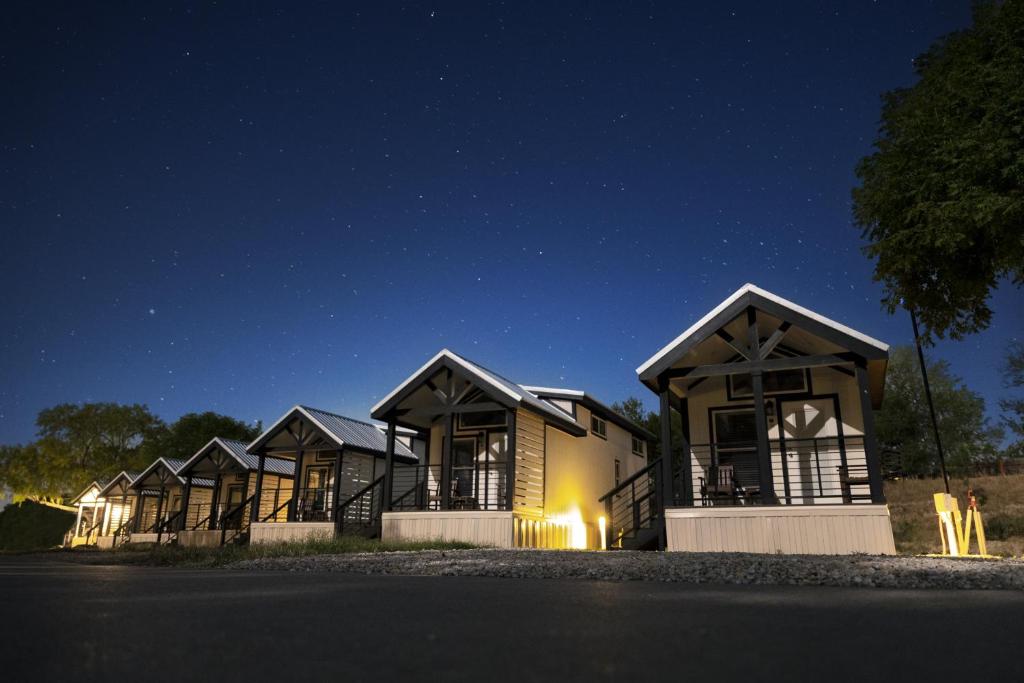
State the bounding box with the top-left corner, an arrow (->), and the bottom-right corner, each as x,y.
631,437 -> 644,456
729,368 -> 807,398
590,415 -> 607,438
614,459 -> 622,486
458,409 -> 506,429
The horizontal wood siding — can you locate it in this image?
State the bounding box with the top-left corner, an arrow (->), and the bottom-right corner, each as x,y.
256,474 -> 293,523
665,504 -> 896,555
514,410 -> 545,517
382,511 -> 515,548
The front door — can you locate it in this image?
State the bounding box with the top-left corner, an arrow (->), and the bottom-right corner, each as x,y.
773,398 -> 840,503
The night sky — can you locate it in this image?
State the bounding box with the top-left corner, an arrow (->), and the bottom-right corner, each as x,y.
2,2 -> 1021,445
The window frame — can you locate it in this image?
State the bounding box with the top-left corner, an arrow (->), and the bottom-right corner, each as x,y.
590,415 -> 607,439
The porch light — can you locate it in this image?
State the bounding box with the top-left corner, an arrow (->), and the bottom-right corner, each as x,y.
598,516 -> 607,550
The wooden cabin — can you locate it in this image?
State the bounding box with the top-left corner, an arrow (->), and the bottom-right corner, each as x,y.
65,481 -> 106,547
371,349 -> 653,549
127,458 -> 214,544
93,471 -> 139,549
176,437 -> 295,547
625,283 -> 896,554
247,405 -> 424,544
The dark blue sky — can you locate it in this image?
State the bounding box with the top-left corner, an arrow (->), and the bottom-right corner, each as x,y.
2,2 -> 1020,444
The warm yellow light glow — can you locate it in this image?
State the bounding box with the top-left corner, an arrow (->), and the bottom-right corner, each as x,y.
598,516 -> 607,550
548,507 -> 588,550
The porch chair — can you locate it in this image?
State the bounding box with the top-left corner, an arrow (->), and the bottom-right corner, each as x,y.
838,464 -> 871,503
699,464 -> 737,506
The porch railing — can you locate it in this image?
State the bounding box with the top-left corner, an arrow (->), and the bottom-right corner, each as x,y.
294,487 -> 335,522
671,435 -> 870,507
389,463 -> 508,511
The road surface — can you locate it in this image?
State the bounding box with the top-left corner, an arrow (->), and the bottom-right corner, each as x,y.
2,557 -> 1020,681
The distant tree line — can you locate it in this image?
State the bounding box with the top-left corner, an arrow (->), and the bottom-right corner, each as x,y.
612,343 -> 1024,479
0,404 -> 260,501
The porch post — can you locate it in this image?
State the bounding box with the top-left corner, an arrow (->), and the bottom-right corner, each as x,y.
505,410 -> 517,512
855,361 -> 886,503
179,474 -> 193,532
750,370 -> 777,503
657,382 -> 673,551
289,448 -> 305,522
132,491 -> 145,534
120,490 -> 129,535
209,474 -> 222,530
155,485 -> 166,542
332,449 -> 344,530
74,502 -> 84,539
441,413 -> 454,510
676,397 -> 694,507
250,452 -> 266,523
747,306 -> 776,504
383,421 -> 396,512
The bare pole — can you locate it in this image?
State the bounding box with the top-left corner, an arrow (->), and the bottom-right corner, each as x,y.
910,309 -> 950,494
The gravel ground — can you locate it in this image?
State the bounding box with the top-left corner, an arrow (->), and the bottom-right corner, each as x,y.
230,548 -> 1024,590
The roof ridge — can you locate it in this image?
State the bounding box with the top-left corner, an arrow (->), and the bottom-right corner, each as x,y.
299,404 -> 380,428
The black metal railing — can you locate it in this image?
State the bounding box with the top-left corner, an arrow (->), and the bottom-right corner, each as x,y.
676,436 -> 870,507
336,475 -> 384,536
599,458 -> 663,550
220,495 -> 255,545
155,510 -> 183,541
389,464 -> 508,511
390,465 -> 441,511
294,487 -> 335,522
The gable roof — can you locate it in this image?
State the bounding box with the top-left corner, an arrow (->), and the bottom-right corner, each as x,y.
247,405 -> 417,461
522,386 -> 657,441
70,480 -> 105,505
370,349 -> 587,436
178,437 -> 295,477
130,457 -> 214,489
97,471 -> 139,498
637,283 -> 889,383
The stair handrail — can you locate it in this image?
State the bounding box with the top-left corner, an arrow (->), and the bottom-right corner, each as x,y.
219,494 -> 255,545
598,457 -> 662,503
336,475 -> 385,534
260,497 -> 291,523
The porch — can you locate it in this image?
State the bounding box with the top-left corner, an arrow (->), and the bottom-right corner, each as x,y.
94,471 -> 139,548
128,458 -> 214,544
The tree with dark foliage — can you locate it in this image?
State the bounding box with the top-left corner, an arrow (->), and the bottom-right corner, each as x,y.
853,1 -> 1023,341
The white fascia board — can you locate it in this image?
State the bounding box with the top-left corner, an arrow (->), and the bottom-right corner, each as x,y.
636,283 -> 889,376
371,349 -> 522,415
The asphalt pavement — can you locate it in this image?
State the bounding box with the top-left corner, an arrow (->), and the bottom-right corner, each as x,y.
2,557 -> 1020,681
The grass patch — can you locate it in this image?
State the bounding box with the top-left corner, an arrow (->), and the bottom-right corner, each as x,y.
885,474 -> 1024,556
93,535 -> 479,568
0,500 -> 75,552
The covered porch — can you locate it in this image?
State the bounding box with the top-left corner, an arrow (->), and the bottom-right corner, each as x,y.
627,284 -> 896,554
176,437 -> 294,547
372,349 -> 588,549
65,481 -> 107,547
247,405 -> 419,544
95,471 -> 140,549
128,458 -> 213,544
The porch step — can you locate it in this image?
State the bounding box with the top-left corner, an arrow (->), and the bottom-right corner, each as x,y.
611,526 -> 661,551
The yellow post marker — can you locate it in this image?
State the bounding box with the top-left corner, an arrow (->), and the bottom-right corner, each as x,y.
933,493 -> 960,556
